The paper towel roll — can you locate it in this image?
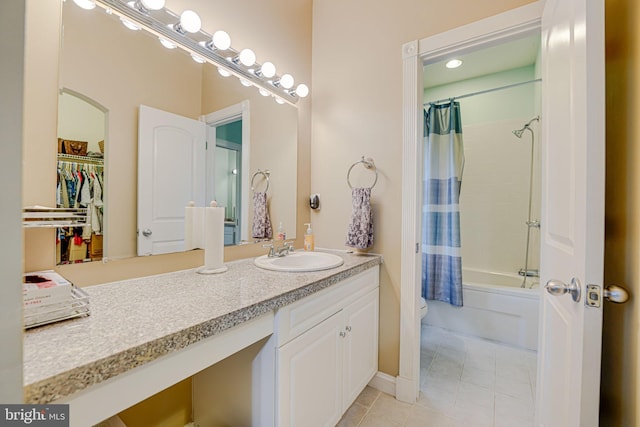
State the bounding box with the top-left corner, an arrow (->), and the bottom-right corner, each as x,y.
197,202 -> 228,274
184,203 -> 205,250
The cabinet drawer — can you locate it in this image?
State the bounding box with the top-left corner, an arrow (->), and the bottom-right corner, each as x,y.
275,267 -> 379,347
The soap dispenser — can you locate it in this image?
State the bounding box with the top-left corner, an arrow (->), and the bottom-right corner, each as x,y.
304,223 -> 315,251
276,222 -> 286,240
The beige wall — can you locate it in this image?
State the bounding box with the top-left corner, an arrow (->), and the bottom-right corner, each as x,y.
201,65 -> 298,238
0,0 -> 25,403
311,0 -> 534,376
601,0 -> 639,425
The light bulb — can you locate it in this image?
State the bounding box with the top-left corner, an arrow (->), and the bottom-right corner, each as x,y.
294,83 -> 309,98
218,68 -> 231,77
259,88 -> 270,97
120,17 -> 141,31
140,0 -> 165,10
238,49 -> 256,67
258,61 -> 276,78
191,53 -> 206,64
279,74 -> 294,89
159,37 -> 177,49
445,59 -> 462,69
179,10 -> 201,33
240,79 -> 251,87
274,97 -> 285,105
73,0 -> 96,10
212,31 -> 231,50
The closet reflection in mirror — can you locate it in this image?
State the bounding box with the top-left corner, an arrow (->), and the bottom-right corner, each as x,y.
60,0 -> 297,259
56,90 -> 106,264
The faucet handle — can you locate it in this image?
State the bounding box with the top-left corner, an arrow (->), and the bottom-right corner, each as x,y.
262,243 -> 275,257
283,240 -> 295,251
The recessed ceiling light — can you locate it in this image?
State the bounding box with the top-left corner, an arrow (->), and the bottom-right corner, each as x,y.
446,59 -> 463,69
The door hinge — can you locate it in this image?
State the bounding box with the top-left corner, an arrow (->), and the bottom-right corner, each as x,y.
586,284 -> 601,308
416,243 -> 419,254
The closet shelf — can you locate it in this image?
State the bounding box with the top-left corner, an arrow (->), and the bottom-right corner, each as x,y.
23,207 -> 89,228
57,153 -> 104,164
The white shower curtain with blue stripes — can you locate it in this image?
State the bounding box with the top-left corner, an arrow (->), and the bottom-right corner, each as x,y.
422,101 -> 465,307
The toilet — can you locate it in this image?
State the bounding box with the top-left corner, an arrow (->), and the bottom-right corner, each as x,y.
420,297 -> 429,319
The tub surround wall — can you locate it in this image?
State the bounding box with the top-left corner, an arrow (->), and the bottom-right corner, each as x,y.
459,119 -> 541,276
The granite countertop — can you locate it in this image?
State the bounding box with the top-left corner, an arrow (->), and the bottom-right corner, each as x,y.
23,250 -> 382,404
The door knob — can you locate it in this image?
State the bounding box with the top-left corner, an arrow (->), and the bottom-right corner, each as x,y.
142,228 -> 152,237
545,278 -> 581,303
604,284 -> 629,304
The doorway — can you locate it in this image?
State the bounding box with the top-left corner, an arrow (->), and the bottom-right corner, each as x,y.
203,100 -> 251,244
397,2 -> 543,405
214,120 -> 243,245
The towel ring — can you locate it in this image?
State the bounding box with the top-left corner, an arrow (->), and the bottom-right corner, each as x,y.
347,156 -> 378,190
251,169 -> 270,193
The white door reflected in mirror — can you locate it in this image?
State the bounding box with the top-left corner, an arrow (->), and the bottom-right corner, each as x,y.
137,105 -> 205,256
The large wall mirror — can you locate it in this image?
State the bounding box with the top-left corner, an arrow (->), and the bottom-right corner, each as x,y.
59,0 -> 298,260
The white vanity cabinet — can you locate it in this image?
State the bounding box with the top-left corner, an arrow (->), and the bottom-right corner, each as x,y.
275,267 -> 379,427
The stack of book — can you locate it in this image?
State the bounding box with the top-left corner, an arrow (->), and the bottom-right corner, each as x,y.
23,270 -> 90,328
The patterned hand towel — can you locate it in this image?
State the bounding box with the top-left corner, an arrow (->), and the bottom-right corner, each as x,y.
345,187 -> 373,250
252,191 -> 273,239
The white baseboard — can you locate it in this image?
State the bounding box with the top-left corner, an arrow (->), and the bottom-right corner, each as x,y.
395,375 -> 418,403
367,371 -> 396,397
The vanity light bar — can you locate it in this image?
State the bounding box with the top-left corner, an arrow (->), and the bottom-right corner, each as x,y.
90,0 -> 304,105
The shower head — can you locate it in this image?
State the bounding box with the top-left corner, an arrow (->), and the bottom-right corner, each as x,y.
513,128 -> 526,138
512,116 -> 540,139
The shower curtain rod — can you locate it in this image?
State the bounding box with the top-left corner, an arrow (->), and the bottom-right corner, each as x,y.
425,78 -> 542,106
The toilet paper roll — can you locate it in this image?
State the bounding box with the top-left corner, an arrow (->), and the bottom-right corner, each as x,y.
197,203 -> 228,274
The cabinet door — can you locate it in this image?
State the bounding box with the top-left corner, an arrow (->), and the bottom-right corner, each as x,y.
277,310 -> 344,427
342,288 -> 379,410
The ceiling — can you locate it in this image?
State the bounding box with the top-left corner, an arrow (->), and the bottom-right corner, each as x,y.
423,33 -> 541,89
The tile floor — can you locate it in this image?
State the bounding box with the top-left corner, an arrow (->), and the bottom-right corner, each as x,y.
338,325 -> 537,427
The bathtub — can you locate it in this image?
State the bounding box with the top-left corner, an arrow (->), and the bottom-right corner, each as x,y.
424,268 -> 539,350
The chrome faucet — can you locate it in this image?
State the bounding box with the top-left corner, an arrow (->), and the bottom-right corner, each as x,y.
262,241 -> 295,257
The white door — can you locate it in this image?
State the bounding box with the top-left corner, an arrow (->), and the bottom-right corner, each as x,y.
536,0 -> 605,425
138,105 -> 206,256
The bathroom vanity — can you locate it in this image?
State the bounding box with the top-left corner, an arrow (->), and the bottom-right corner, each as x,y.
23,250 -> 381,426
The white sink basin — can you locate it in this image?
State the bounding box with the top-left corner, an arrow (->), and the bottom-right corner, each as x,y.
254,251 -> 344,272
